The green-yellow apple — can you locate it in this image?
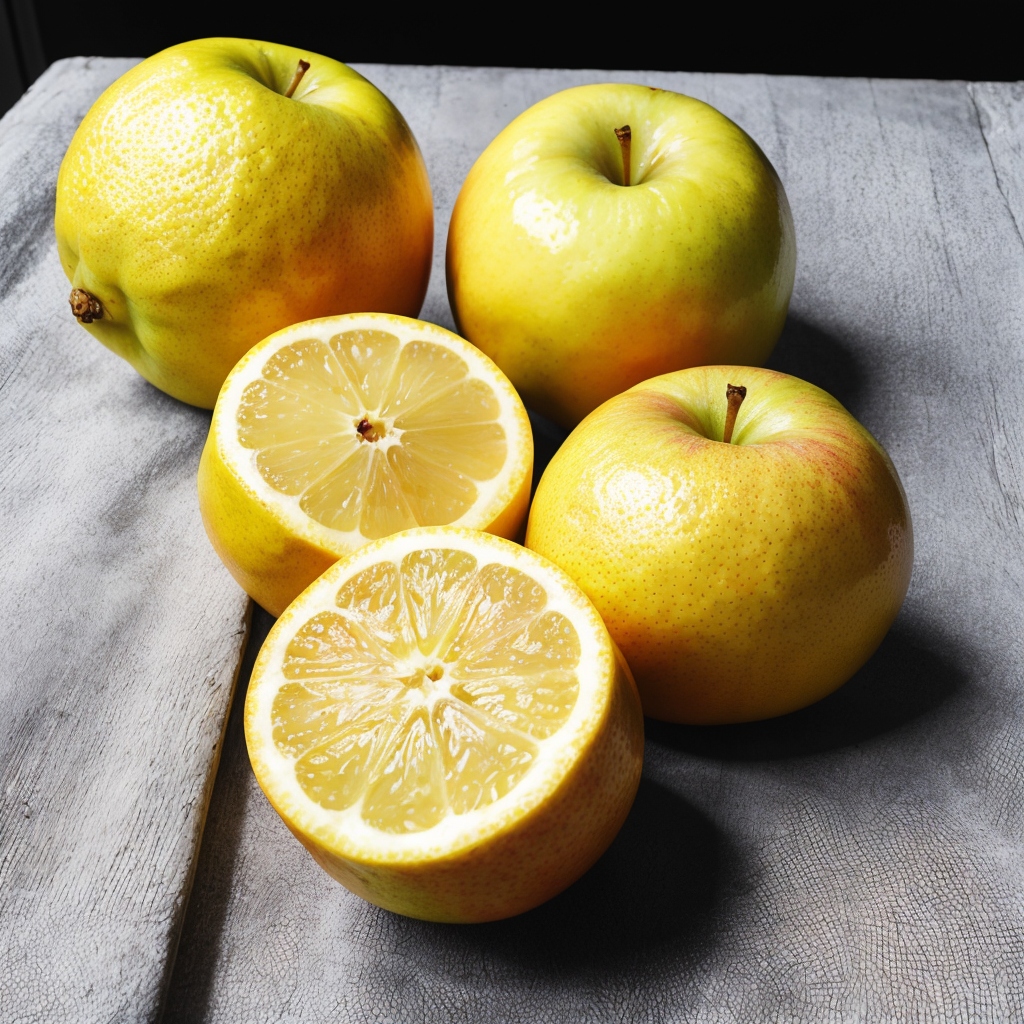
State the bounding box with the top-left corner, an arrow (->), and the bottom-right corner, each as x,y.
525,366 -> 913,724
56,38 -> 433,407
446,84 -> 795,429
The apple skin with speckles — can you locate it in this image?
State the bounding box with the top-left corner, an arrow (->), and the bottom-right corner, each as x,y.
446,84 -> 796,430
525,365 -> 913,724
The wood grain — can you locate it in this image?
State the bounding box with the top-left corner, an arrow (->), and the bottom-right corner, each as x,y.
0,59 -> 251,1023
163,68 -> 1024,1022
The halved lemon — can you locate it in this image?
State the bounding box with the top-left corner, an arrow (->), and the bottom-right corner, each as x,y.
244,527 -> 644,922
198,313 -> 533,615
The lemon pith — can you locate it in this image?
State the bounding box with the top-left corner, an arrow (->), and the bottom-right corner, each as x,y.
199,314 -> 533,616
245,527 -> 644,922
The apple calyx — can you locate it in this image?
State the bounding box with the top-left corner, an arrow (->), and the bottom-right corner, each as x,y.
614,125 -> 632,187
722,384 -> 747,444
357,417 -> 382,443
69,288 -> 103,324
284,59 -> 310,99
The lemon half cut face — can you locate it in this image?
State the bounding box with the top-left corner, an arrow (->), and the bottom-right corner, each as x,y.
245,528 -> 644,922
199,314 -> 533,616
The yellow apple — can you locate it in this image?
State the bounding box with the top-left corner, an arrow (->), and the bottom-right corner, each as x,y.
525,366 -> 913,724
446,84 -> 795,429
55,39 -> 433,408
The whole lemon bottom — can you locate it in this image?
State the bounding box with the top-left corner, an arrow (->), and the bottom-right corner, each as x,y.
526,366 -> 914,724
55,39 -> 433,407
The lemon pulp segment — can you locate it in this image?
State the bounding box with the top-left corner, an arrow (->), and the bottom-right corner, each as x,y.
272,547 -> 581,834
236,329 -> 508,538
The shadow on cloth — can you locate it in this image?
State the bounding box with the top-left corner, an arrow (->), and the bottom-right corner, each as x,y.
406,776 -> 725,976
528,408 -> 569,495
646,620 -> 966,761
162,605 -> 274,1022
529,311 -> 866,498
768,314 -> 867,412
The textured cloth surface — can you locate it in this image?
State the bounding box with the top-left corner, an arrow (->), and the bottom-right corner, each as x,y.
165,67 -> 1024,1023
0,59 -> 251,1024
2,59 -> 1023,1023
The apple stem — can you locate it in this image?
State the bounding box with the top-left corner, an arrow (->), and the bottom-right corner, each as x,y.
69,288 -> 103,324
723,384 -> 747,444
284,59 -> 310,99
614,125 -> 632,187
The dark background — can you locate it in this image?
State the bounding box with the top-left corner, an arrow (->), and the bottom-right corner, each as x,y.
2,0 -> 1020,118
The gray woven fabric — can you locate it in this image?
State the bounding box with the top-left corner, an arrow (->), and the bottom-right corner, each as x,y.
166,68 -> 1024,1023
2,59 -> 1022,1023
0,59 -> 251,1024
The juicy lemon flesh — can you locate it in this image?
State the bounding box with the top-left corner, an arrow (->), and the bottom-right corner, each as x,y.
237,329 -> 508,538
272,547 -> 581,835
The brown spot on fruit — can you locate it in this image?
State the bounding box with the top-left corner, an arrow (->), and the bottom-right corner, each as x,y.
357,417 -> 382,442
69,288 -> 103,324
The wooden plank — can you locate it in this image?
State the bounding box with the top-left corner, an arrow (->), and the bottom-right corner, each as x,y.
0,59 -> 251,1023
164,67 -> 1024,1022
